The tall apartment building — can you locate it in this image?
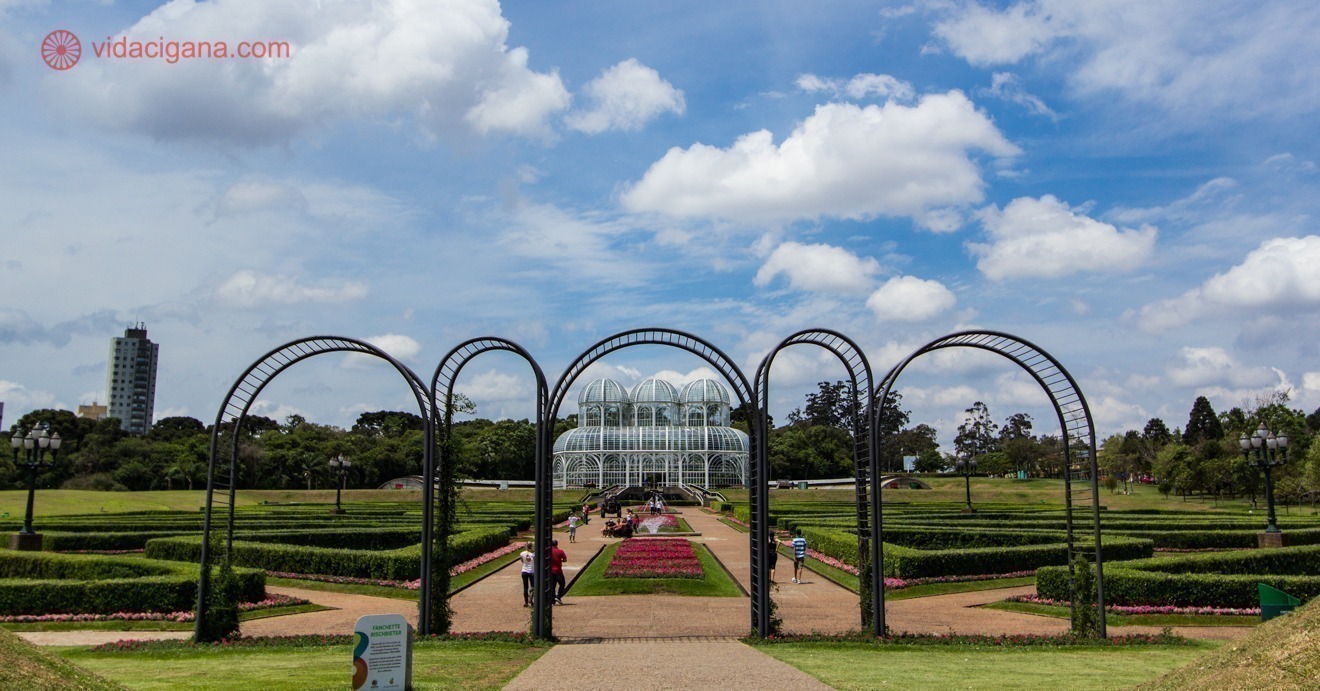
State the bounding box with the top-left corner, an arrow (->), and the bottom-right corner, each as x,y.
106,324 -> 159,435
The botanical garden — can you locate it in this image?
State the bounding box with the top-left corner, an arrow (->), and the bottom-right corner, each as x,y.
3,329 -> 1319,689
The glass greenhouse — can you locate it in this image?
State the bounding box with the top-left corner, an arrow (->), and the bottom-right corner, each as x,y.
552,377 -> 749,488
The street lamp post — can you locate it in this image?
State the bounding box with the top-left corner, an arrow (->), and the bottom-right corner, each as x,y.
329,454 -> 351,514
955,457 -> 978,513
10,426 -> 61,550
1240,422 -> 1288,546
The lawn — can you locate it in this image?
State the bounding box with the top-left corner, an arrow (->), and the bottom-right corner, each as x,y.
60,638 -> 548,690
756,641 -> 1219,690
569,541 -> 744,597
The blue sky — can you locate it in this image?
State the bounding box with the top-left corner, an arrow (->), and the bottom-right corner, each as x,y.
3,0 -> 1320,448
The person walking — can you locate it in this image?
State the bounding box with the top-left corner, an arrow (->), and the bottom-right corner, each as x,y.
791,529 -> 807,584
581,502 -> 590,525
519,542 -> 535,607
549,539 -> 568,604
567,512 -> 579,543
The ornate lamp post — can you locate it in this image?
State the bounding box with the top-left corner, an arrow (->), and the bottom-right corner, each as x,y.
10,426 -> 61,550
955,457 -> 978,513
329,454 -> 351,514
1240,422 -> 1287,544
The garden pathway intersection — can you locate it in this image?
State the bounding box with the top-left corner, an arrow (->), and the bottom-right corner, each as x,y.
17,506 -> 1253,687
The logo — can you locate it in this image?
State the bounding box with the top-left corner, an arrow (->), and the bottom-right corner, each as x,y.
42,30 -> 82,70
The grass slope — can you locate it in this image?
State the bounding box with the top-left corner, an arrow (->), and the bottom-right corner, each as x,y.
1135,596 -> 1320,689
0,628 -> 123,690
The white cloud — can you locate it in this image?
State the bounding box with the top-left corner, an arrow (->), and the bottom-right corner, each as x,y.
0,380 -> 57,416
796,73 -> 915,101
981,72 -> 1057,119
214,270 -> 369,307
50,0 -> 570,144
565,58 -> 684,134
1166,347 -> 1277,389
365,333 -> 422,362
754,242 -> 880,295
929,1 -> 1320,123
970,195 -> 1156,281
1137,236 -> 1320,330
930,2 -> 1058,66
866,276 -> 957,322
621,92 -> 1019,225
215,181 -> 308,218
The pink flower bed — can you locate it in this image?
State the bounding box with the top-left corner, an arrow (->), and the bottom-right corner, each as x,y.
784,541 -> 1032,590
1007,595 -> 1260,617
604,538 -> 702,579
0,594 -> 310,624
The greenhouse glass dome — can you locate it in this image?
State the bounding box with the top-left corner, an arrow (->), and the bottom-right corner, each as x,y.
552,377 -> 748,488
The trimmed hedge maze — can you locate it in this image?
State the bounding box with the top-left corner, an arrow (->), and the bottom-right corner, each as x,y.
1038,545 -> 1320,608
0,550 -> 264,615
734,499 -> 1320,589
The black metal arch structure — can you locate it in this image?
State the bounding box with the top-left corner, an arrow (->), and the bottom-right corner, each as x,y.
546,328 -> 766,636
193,336 -> 431,642
755,329 -> 878,630
425,338 -> 548,637
869,330 -> 1106,637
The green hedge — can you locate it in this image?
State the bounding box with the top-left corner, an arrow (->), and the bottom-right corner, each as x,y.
794,526 -> 1152,579
0,551 -> 264,615
145,526 -> 510,580
1038,545 -> 1320,607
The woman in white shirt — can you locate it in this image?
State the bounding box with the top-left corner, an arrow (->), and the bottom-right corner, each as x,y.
519,542 -> 535,607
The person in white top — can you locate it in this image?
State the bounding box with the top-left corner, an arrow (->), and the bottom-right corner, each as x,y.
567,513 -> 580,543
519,542 -> 535,607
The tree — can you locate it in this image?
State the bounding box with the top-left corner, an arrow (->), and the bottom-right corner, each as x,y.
351,410 -> 425,437
1183,396 -> 1223,445
146,416 -> 206,445
1143,418 -> 1173,447
999,413 -> 1034,444
768,424 -> 853,479
954,402 -> 998,461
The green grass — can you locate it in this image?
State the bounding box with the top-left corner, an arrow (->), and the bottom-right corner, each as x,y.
569,541 -> 744,597
984,600 -> 1260,627
60,638 -> 548,690
0,627 -> 124,690
756,641 -> 1219,690
788,545 -> 1035,600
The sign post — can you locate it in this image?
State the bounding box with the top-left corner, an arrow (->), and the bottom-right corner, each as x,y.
353,614 -> 413,690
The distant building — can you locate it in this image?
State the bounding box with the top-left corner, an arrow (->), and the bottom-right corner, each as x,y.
552,377 -> 749,489
105,324 -> 159,435
76,402 -> 108,421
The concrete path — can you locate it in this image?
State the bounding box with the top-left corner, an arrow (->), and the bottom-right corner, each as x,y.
504,638 -> 831,690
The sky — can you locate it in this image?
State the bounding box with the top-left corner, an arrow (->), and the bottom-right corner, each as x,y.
3,0 -> 1320,450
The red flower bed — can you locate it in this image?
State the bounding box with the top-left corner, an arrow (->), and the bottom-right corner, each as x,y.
604,538 -> 703,579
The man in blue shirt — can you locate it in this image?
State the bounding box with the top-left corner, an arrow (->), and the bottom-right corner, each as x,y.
791,529 -> 807,584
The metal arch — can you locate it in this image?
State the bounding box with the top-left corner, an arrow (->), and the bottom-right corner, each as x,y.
546,327 -> 768,635
870,330 -> 1106,637
194,336 -> 431,642
754,329 -> 878,631
424,338 -> 548,637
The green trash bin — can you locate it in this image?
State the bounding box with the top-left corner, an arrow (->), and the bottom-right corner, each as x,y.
1259,583 -> 1301,622
796,481 -> 809,490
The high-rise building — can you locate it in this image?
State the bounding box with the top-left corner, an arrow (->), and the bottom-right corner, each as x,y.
105,324 -> 159,435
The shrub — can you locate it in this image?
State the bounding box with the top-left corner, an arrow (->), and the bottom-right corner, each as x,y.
0,551 -> 263,616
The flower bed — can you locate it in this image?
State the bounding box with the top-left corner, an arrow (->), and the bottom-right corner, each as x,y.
636,514 -> 681,534
1005,594 -> 1259,616
604,538 -> 702,579
0,594 -> 310,624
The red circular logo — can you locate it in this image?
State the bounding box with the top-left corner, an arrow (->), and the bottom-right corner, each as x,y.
41,30 -> 81,70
